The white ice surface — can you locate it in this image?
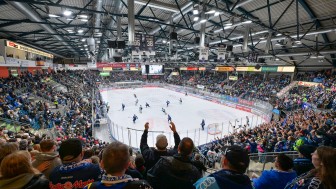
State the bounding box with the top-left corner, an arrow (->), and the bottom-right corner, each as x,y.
96,87 -> 264,148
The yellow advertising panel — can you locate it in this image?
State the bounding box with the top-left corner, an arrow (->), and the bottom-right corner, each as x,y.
215,67 -> 234,72
103,67 -> 112,71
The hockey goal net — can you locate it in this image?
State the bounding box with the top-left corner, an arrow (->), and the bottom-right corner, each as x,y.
207,123 -> 222,135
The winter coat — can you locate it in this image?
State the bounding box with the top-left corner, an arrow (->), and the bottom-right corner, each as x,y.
252,169 -> 297,189
284,170 -> 325,189
49,161 -> 102,189
147,154 -> 201,189
0,173 -> 49,189
32,151 -> 62,179
194,169 -> 253,189
140,130 -> 180,171
293,158 -> 314,176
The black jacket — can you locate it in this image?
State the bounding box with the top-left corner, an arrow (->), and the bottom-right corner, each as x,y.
192,160 -> 207,174
140,130 -> 180,171
147,154 -> 201,189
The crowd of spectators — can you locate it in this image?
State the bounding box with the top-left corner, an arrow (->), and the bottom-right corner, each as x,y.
0,69 -> 335,189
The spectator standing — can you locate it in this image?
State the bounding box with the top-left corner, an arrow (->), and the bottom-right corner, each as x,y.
32,139 -> 62,179
147,137 -> 201,189
140,122 -> 180,171
293,145 -> 316,176
49,138 -> 101,189
252,153 -> 297,189
194,145 -> 253,189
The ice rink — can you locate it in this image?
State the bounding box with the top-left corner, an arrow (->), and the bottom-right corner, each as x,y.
97,87 -> 264,148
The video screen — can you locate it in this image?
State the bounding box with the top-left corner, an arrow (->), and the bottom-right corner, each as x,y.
149,65 -> 163,74
142,65 -> 164,75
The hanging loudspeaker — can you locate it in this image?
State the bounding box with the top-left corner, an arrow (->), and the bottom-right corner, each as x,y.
194,37 -> 200,44
170,32 -> 177,40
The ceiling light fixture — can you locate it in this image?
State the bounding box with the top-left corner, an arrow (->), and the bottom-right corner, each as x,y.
78,29 -> 84,34
95,32 -> 102,36
48,14 -> 59,18
214,12 -> 220,17
134,0 -> 178,12
243,20 -> 252,24
66,18 -> 74,21
276,33 -> 282,36
200,19 -> 207,23
81,38 -> 86,42
63,10 -> 72,16
80,19 -> 88,22
193,16 -> 199,21
205,10 -> 216,14
193,9 -> 199,15
294,40 -> 302,44
78,15 -> 88,18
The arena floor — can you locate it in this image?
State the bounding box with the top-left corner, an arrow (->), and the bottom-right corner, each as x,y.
97,87 -> 264,148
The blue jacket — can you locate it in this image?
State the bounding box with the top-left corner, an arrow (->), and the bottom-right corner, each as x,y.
49,162 -> 101,189
83,174 -> 152,189
293,158 -> 314,176
253,169 -> 297,189
194,169 -> 253,189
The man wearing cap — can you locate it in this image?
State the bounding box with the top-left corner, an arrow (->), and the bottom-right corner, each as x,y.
194,145 -> 253,189
293,145 -> 316,175
140,121 -> 180,171
49,138 -> 101,189
147,137 -> 201,189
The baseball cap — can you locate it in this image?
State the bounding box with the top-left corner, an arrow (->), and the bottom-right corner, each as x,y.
59,138 -> 83,161
221,145 -> 250,174
298,145 -> 317,160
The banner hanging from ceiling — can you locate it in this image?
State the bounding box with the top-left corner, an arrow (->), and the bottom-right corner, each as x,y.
131,34 -> 155,56
199,47 -> 208,62
217,44 -> 226,62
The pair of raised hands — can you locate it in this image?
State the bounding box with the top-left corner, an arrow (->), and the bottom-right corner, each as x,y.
144,121 -> 176,133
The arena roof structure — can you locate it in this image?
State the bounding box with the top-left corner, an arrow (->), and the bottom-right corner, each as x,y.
0,0 -> 335,67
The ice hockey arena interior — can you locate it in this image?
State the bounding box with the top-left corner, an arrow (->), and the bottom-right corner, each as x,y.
0,0 -> 335,189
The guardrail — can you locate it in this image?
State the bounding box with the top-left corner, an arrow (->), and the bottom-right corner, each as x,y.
197,150 -> 299,175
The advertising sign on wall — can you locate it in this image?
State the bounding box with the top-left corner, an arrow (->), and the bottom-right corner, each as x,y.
215,66 -> 234,72
297,81 -> 320,87
229,76 -> 238,80
6,40 -> 53,58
